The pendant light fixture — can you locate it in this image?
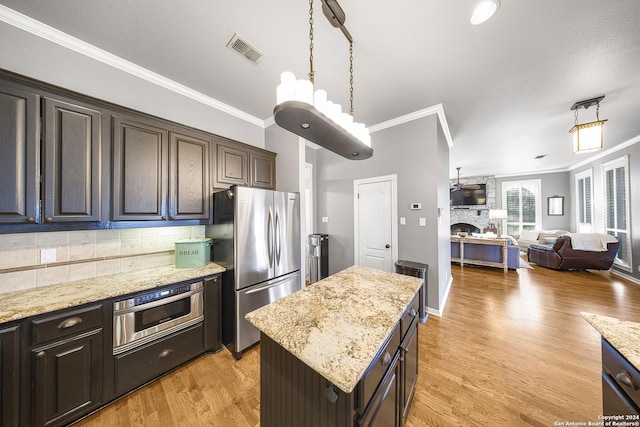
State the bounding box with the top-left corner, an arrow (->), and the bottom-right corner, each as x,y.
273,0 -> 373,160
569,96 -> 607,154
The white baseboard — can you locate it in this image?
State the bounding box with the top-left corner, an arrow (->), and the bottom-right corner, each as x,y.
610,269 -> 640,285
426,274 -> 453,318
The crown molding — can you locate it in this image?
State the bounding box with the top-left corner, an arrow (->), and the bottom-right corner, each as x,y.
0,5 -> 265,128
368,104 -> 454,148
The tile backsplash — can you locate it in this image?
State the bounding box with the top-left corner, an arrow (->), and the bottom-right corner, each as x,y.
0,225 -> 206,295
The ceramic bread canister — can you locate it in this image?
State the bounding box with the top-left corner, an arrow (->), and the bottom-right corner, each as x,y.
174,238 -> 211,268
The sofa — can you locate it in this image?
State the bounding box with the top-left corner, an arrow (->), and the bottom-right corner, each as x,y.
527,233 -> 619,270
451,236 -> 521,269
517,229 -> 570,251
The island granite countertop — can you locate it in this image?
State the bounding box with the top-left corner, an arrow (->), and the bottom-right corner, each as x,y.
582,312 -> 640,370
0,262 -> 225,324
245,265 -> 423,394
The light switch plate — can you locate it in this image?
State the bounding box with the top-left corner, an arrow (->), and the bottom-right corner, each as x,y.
40,248 -> 56,264
419,218 -> 426,227
321,217 -> 329,223
400,217 -> 406,225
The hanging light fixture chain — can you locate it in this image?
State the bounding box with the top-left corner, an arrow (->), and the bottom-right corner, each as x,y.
574,108 -> 578,126
596,102 -> 600,121
308,0 -> 315,84
349,42 -> 354,116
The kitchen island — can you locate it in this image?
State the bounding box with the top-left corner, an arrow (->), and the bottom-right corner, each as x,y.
246,265 -> 423,426
582,312 -> 640,416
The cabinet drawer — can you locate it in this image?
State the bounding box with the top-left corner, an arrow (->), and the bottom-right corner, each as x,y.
114,323 -> 204,395
400,293 -> 419,340
602,338 -> 640,409
31,304 -> 103,346
358,324 -> 400,412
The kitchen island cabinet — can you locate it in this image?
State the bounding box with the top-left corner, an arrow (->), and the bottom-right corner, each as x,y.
582,313 -> 640,416
246,266 -> 422,427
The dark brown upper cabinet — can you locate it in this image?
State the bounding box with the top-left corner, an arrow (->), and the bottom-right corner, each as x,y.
0,82 -> 40,224
112,115 -> 168,221
250,150 -> 276,189
215,139 -> 249,187
43,98 -> 102,223
169,132 -> 210,220
112,115 -> 210,222
213,137 -> 276,190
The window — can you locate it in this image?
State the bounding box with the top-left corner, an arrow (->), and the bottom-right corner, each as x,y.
602,156 -> 631,270
575,169 -> 593,233
502,179 -> 542,236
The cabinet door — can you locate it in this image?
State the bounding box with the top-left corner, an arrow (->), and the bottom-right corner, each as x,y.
169,132 -> 210,220
215,142 -> 248,187
112,116 -> 168,220
204,275 -> 222,352
0,83 -> 40,224
32,330 -> 102,427
0,325 -> 20,427
250,150 -> 276,189
359,353 -> 400,427
401,322 -> 418,422
43,98 -> 102,223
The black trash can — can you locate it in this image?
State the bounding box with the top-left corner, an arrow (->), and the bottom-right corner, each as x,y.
394,260 -> 428,323
308,234 -> 329,284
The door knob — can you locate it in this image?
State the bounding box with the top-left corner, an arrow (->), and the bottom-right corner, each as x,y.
385,244 -> 390,248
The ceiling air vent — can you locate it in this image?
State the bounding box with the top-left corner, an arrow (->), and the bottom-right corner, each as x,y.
227,33 -> 264,64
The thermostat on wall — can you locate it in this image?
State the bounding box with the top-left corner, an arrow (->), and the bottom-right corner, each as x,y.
410,203 -> 422,210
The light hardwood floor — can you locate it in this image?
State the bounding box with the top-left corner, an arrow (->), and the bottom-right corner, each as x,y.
74,261 -> 640,426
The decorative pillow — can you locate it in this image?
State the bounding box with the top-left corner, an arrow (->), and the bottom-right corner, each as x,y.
541,237 -> 557,244
519,230 -> 540,241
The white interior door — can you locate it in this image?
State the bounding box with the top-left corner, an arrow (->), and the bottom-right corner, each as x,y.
354,175 -> 397,272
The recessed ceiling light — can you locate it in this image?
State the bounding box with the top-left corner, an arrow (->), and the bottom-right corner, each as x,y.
470,0 -> 501,25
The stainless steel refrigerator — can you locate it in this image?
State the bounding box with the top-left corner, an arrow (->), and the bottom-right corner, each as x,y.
209,186 -> 301,359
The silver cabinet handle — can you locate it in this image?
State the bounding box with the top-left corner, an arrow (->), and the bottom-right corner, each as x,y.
410,309 -> 417,317
36,351 -> 45,359
381,352 -> 392,366
616,371 -> 638,390
58,317 -> 82,329
159,349 -> 173,359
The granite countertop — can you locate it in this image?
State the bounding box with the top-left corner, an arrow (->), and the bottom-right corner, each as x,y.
0,263 -> 225,324
245,265 -> 423,394
582,312 -> 640,370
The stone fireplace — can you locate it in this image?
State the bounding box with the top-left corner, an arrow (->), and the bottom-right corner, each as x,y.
449,175 -> 496,235
451,223 -> 481,234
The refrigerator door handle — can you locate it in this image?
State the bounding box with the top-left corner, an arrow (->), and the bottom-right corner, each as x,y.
275,208 -> 281,266
268,207 -> 274,268
245,273 -> 297,294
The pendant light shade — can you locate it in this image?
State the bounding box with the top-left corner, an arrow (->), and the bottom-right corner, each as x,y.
569,96 -> 607,154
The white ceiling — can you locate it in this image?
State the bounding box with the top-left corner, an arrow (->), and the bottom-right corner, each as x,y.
2,0 -> 639,179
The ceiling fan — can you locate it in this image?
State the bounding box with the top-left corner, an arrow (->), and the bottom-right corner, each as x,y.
450,167 -> 481,192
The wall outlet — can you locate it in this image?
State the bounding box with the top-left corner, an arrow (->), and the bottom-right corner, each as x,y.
40,248 -> 56,264
419,218 -> 426,227
321,217 -> 329,223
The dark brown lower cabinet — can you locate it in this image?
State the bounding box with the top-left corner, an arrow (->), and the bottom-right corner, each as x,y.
32,329 -> 102,427
114,324 -> 204,396
400,318 -> 419,421
358,353 -> 401,426
0,325 -> 21,427
601,338 -> 640,415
